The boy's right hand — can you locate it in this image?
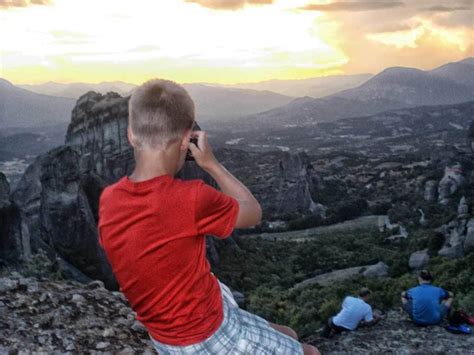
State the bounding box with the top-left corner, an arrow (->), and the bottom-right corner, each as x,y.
188,130 -> 219,171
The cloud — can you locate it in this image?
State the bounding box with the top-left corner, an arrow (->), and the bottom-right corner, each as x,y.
185,0 -> 273,10
0,0 -> 53,9
299,1 -> 404,12
423,5 -> 470,12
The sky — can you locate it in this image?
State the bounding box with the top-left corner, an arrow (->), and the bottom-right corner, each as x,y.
0,0 -> 473,85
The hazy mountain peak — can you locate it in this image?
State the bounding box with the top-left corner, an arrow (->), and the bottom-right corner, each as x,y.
0,78 -> 15,89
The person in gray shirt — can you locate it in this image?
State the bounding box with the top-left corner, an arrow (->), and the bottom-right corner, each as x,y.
322,288 -> 381,338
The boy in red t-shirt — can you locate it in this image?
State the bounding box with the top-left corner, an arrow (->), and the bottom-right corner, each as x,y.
98,79 -> 319,355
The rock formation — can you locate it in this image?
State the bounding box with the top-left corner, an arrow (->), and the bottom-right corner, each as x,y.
436,196 -> 473,258
438,163 -> 464,205
293,261 -> 389,289
11,145 -> 117,288
423,180 -> 438,202
0,272 -> 155,353
408,249 -> 429,270
0,172 -> 25,264
306,310 -> 474,354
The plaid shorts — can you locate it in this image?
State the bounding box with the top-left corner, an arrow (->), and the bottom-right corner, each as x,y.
149,280 -> 303,354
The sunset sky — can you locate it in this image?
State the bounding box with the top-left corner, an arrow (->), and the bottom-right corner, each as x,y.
1,0 -> 472,85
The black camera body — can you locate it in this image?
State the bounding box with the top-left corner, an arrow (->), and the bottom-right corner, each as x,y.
185,121 -> 201,161
185,137 -> 198,161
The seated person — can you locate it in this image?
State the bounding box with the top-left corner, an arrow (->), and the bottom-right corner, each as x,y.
322,288 -> 380,338
401,270 -> 454,326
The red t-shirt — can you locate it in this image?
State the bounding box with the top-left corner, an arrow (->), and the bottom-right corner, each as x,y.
98,173 -> 239,345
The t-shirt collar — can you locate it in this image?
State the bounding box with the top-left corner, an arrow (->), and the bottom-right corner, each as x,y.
121,174 -> 173,190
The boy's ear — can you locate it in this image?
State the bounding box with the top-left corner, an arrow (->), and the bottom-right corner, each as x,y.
179,128 -> 192,151
127,126 -> 136,147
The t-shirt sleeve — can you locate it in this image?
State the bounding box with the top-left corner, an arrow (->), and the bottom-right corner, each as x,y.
439,288 -> 449,300
194,180 -> 240,239
364,306 -> 374,322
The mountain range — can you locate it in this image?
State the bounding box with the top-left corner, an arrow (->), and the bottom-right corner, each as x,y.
227,57 -> 474,131
214,73 -> 373,98
0,79 -> 75,130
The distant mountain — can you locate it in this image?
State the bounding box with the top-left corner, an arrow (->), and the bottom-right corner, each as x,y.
181,84 -> 294,122
0,79 -> 75,129
229,58 -> 474,131
213,74 -> 372,98
224,95 -> 405,132
332,57 -> 474,106
430,57 -> 474,89
18,81 -> 136,99
15,81 -> 294,122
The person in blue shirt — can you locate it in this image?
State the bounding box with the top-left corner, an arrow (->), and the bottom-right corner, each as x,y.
322,288 -> 381,338
401,270 -> 454,326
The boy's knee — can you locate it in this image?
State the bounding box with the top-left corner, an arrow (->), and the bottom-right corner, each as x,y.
302,343 -> 320,355
269,322 -> 298,340
283,325 -> 298,340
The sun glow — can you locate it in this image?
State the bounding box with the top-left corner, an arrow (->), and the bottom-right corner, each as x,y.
0,0 -> 347,84
0,0 -> 471,85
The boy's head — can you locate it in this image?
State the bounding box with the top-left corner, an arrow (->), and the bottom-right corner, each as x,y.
359,287 -> 371,300
418,270 -> 433,284
127,79 -> 195,151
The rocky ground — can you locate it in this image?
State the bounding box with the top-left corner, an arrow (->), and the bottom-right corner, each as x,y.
306,310 -> 474,354
1,272 -> 473,354
0,273 -> 155,354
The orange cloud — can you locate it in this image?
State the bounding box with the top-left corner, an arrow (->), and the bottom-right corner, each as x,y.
185,0 -> 273,10
0,0 -> 52,9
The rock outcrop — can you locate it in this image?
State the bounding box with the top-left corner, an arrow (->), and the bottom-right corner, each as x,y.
438,163 -> 464,205
0,172 -> 25,263
0,272 -> 155,353
294,262 -> 389,289
11,146 -> 117,288
436,196 -> 473,258
3,272 -> 472,354
306,310 -> 474,354
213,148 -> 323,221
423,180 -> 438,202
408,249 -> 429,270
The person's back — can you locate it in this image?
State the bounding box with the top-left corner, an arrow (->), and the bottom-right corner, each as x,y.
99,174 -> 238,344
406,284 -> 449,325
332,296 -> 373,331
401,270 -> 453,326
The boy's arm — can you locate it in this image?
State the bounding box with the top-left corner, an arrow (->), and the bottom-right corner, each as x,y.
189,130 -> 262,228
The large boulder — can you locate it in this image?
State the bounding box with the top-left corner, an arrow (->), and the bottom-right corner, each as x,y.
362,261 -> 389,278
294,262 -> 388,289
438,163 -> 464,205
409,249 -> 429,270
457,196 -> 469,219
423,180 -> 438,202
464,218 -> 474,252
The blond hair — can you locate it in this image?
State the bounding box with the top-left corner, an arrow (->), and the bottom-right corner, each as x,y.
128,79 -> 195,150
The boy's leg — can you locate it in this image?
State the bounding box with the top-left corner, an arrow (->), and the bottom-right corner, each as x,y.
268,322 -> 320,355
302,344 -> 321,355
268,322 -> 298,340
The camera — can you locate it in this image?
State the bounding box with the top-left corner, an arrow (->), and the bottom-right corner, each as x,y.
185,121 -> 200,161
